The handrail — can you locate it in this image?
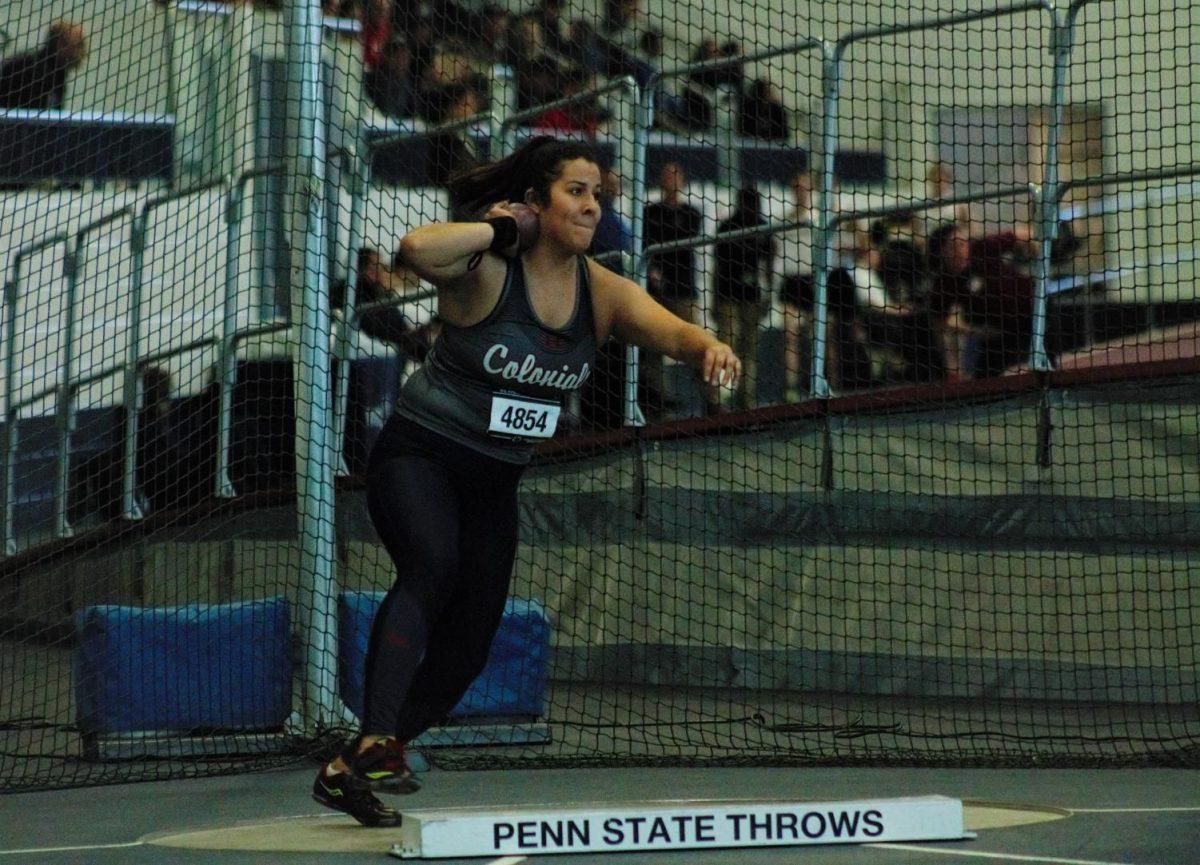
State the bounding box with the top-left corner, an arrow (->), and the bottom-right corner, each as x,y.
500,75 -> 638,131
1058,178 -> 1200,221
54,207 -> 136,539
834,2 -> 1055,57
0,161 -> 294,553
366,109 -> 499,152
327,145 -> 367,478
0,315 -> 292,556
1047,248 -> 1200,298
2,231 -> 71,551
121,175 -> 229,517
348,289 -> 439,324
216,163 -> 286,497
1055,165 -> 1200,201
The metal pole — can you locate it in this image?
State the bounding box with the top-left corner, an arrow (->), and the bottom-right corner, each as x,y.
332,150 -> 368,477
217,177 -> 244,499
810,41 -> 839,399
121,214 -> 149,521
623,79 -> 654,428
217,166 -> 282,498
286,0 -> 340,733
163,3 -> 178,191
715,85 -> 739,191
1030,6 -> 1074,372
605,79 -> 643,428
54,245 -> 80,540
0,274 -> 13,556
489,64 -> 516,161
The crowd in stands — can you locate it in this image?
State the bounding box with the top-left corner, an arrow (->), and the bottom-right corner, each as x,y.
347,0 -> 792,143
636,161 -> 1054,416
0,9 -> 1057,437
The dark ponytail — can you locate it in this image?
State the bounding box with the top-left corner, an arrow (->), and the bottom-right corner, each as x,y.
448,136 -> 601,217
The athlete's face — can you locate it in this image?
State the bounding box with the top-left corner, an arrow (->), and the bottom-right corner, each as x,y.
531,158 -> 602,254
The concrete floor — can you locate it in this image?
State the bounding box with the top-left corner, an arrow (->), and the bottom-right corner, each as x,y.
2,763 -> 1198,864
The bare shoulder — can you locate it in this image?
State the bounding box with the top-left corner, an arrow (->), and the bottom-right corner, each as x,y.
438,252 -> 510,325
586,257 -> 644,304
585,257 -> 638,341
586,257 -> 672,345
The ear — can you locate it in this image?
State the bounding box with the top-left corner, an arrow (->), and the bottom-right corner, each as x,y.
524,187 -> 541,210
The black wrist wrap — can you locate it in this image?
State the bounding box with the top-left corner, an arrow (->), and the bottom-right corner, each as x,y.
485,216 -> 519,252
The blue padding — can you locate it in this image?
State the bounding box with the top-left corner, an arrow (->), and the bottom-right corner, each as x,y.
339,591 -> 549,720
73,598 -> 292,734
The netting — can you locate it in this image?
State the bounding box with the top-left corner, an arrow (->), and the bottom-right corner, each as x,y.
2,0 -> 1199,792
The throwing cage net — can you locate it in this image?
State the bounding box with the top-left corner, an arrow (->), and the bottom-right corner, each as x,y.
2,0 -> 1198,791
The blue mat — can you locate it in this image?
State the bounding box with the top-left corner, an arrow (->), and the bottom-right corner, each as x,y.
74,597 -> 292,733
339,591 -> 549,720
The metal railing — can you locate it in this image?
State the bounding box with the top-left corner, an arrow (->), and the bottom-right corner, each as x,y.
627,40 -> 825,419
4,0 -> 1197,555
1,165 -> 288,555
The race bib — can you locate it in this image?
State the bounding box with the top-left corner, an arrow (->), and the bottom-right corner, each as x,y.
488,394 -> 560,439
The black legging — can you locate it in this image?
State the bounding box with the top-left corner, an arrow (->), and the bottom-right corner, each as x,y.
361,415 -> 525,742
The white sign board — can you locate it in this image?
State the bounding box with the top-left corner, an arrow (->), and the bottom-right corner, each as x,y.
389,795 -> 968,859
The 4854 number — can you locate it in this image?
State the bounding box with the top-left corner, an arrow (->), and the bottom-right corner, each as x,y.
500,405 -> 549,433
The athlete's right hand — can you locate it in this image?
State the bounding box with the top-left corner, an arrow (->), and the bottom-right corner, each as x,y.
484,201 -> 539,257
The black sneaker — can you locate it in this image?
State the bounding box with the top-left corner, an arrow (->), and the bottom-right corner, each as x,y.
312,764 -> 403,827
344,738 -> 423,794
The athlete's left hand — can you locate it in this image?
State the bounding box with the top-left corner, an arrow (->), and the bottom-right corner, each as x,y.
703,342 -> 741,389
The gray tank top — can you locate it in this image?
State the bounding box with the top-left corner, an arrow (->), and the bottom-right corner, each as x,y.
395,255 -> 598,463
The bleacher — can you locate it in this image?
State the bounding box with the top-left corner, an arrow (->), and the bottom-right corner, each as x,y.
3,0 -> 1199,555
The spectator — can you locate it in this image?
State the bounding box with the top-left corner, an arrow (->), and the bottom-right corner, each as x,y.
778,171 -> 814,400
0,20 -> 87,110
532,67 -> 604,135
360,0 -> 393,72
642,163 -> 707,416
714,185 -> 776,409
916,161 -> 969,245
337,247 -> 432,362
426,82 -> 485,205
365,31 -> 415,119
71,366 -> 214,520
591,166 -> 633,272
469,4 -> 511,66
136,366 -> 196,513
333,248 -> 441,470
667,38 -> 721,131
599,0 -> 643,52
561,17 -> 603,73
853,223 -> 942,385
644,163 -> 704,317
426,0 -> 481,45
506,13 -> 569,112
927,221 -> 1037,379
323,0 -> 365,17
632,27 -> 685,127
638,28 -> 663,68
526,0 -> 572,58
589,0 -> 658,89
420,40 -> 482,112
668,37 -> 744,133
738,78 -> 789,141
